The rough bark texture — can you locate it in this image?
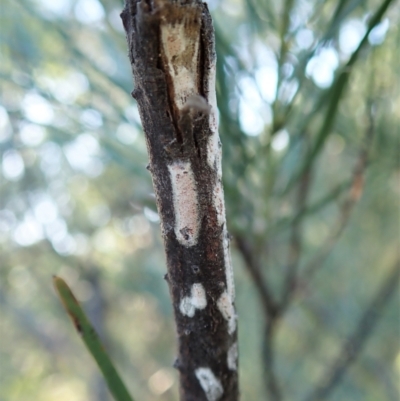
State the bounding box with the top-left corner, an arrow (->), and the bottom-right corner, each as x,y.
120,1 -> 238,400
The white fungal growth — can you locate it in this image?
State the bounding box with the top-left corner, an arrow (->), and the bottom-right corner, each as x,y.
217,291 -> 236,335
227,342 -> 238,371
168,161 -> 199,247
195,367 -> 224,401
160,17 -> 200,110
180,283 -> 207,317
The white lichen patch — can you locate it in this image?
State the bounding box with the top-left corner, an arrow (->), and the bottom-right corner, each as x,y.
223,232 -> 235,302
206,60 -> 219,134
180,283 -> 207,317
207,133 -> 225,228
205,60 -> 221,178
207,134 -> 223,181
212,180 -> 226,227
195,367 -> 223,401
227,342 -> 238,371
217,291 -> 236,335
168,161 -> 199,247
160,13 -> 201,110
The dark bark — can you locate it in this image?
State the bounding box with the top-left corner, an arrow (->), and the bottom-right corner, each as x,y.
120,1 -> 238,400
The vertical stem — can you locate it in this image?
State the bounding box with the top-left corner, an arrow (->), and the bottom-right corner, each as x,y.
121,1 -> 238,400
263,319 -> 282,401
281,167 -> 312,309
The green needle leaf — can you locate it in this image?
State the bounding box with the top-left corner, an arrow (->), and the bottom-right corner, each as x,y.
53,276 -> 135,401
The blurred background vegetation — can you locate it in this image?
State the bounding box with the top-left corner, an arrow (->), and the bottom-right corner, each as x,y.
0,0 -> 399,400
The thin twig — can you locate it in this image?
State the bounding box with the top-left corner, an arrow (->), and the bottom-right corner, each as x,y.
272,0 -> 295,133
303,102 -> 375,282
269,179 -> 351,235
281,167 -> 312,310
235,235 -> 279,318
235,236 -> 283,400
302,260 -> 400,401
263,320 -> 283,401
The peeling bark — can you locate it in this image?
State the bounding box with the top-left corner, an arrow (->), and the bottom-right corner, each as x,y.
120,1 -> 238,400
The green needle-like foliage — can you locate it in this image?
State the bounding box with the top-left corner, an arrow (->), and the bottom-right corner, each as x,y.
53,276 -> 136,401
1,0 -> 399,398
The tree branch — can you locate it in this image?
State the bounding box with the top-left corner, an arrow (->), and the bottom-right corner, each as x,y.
303,260 -> 400,401
235,235 -> 279,318
303,101 -> 375,282
281,167 -> 312,310
263,320 -> 283,401
234,236 -> 282,400
121,1 -> 238,399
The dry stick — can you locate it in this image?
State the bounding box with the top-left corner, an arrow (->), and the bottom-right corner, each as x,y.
303,260 -> 400,401
121,1 -> 238,400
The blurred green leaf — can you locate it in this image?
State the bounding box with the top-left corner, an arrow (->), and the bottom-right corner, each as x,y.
53,276 -> 136,401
